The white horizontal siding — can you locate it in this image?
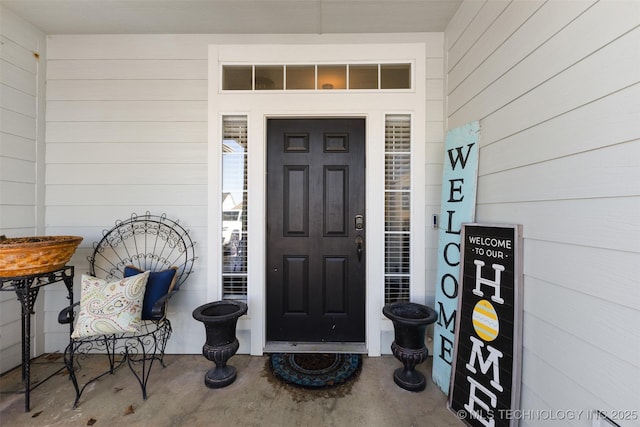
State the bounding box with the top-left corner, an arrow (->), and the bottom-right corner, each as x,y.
47,34 -> 214,59
46,100 -> 207,122
525,277 -> 639,369
479,142 -> 639,202
0,35 -> 37,74
520,341 -> 638,427
47,79 -> 207,101
0,301 -> 21,331
1,83 -> 36,117
448,0 -> 597,111
1,59 -> 37,95
447,0 -> 510,72
524,240 -> 638,310
444,0 -> 485,51
0,5 -> 45,374
446,1 -> 640,424
523,315 -> 639,414
47,59 -> 208,80
46,142 -> 206,164
0,206 -> 36,230
1,133 -> 35,160
447,0 -> 546,91
1,108 -> 35,140
479,84 -> 640,174
0,8 -> 39,53
47,164 -> 206,185
0,181 -> 36,205
45,206 -> 208,229
46,121 -> 206,143
45,185 -> 207,206
477,198 -> 639,252
452,3 -> 640,133
477,32 -> 640,144
0,157 -> 35,183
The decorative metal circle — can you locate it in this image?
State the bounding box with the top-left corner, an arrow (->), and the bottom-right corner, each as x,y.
289,353 -> 341,375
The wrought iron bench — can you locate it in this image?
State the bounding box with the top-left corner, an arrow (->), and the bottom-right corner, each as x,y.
58,212 -> 196,407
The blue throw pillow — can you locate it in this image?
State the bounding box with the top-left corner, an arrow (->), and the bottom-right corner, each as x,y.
124,266 -> 177,320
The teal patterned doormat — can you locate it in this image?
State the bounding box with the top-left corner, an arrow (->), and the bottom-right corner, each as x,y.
269,353 -> 362,389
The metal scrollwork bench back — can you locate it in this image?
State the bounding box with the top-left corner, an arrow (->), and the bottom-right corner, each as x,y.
59,212 -> 196,407
89,212 -> 196,318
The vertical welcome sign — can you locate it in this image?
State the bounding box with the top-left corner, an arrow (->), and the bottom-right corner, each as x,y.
432,121 -> 480,394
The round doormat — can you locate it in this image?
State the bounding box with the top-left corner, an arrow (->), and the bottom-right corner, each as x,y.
270,353 -> 362,388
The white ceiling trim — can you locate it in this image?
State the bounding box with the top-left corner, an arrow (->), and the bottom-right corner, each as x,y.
2,0 -> 462,35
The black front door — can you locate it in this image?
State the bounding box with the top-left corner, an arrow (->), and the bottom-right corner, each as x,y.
266,118 -> 366,342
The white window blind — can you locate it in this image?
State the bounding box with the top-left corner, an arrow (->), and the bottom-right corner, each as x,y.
222,116 -> 248,299
384,115 -> 411,303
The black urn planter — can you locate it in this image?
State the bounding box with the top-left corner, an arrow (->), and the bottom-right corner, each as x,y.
192,300 -> 248,388
382,301 -> 438,392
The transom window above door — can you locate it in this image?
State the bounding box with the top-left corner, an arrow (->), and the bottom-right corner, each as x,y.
222,63 -> 412,91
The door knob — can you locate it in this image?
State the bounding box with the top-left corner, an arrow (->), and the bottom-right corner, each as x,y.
355,235 -> 364,262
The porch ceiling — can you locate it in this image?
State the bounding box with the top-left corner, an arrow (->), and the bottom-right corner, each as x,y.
2,0 -> 461,35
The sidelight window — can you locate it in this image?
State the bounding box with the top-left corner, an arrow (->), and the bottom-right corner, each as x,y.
384,115 -> 411,303
222,116 -> 248,300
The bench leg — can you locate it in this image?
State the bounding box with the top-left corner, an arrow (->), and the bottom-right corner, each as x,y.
125,340 -> 153,400
63,336 -> 126,408
124,321 -> 171,399
64,321 -> 172,405
63,343 -> 82,408
157,319 -> 172,368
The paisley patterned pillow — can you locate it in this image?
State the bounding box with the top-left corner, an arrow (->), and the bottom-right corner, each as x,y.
71,272 -> 150,338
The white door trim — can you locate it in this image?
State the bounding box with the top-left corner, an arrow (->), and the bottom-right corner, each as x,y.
208,43 -> 426,356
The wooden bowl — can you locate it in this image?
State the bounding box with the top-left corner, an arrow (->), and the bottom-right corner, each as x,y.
0,236 -> 83,278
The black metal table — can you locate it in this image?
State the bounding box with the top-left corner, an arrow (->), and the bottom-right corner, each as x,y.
0,266 -> 74,411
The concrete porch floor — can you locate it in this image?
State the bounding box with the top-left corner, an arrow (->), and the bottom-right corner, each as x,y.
1,354 -> 460,426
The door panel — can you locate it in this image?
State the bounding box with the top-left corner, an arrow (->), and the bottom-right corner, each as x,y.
324,166 -> 348,236
283,166 -> 308,235
267,118 -> 365,342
